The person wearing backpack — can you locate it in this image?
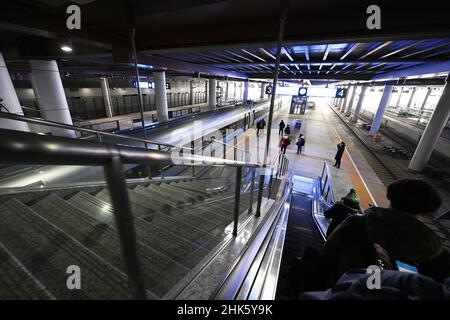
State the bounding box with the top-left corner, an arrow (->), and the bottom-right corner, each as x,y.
280,135 -> 291,154
321,178 -> 450,287
296,134 -> 306,154
324,188 -> 361,238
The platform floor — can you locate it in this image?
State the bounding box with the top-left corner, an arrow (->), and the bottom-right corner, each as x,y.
232,99 -> 387,210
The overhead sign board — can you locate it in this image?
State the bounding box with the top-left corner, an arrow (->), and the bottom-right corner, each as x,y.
133,81 -> 154,89
266,85 -> 347,98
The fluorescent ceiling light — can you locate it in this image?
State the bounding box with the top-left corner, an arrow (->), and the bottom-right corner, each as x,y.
61,45 -> 73,52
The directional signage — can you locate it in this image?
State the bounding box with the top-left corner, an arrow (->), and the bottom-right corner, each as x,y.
265,85 -> 272,94
265,85 -> 346,98
335,88 -> 347,98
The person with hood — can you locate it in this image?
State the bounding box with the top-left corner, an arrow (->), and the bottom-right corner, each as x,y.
324,188 -> 361,238
279,120 -> 286,135
321,178 -> 450,287
333,141 -> 346,168
284,124 -> 291,135
256,118 -> 265,137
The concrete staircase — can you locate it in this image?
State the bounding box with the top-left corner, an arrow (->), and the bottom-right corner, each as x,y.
0,175 -> 256,299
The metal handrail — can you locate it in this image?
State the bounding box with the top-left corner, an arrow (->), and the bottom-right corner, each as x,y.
0,111 -> 193,152
210,138 -> 250,155
320,161 -> 335,204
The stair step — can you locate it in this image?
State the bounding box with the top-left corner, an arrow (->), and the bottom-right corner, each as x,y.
69,191 -> 209,269
0,199 -> 131,299
32,194 -> 188,298
0,241 -> 54,300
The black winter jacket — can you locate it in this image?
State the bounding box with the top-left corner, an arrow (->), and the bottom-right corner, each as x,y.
321,207 -> 450,286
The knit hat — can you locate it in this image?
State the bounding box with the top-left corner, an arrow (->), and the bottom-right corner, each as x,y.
342,188 -> 361,211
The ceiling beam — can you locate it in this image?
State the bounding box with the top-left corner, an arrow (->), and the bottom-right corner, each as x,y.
113,50 -> 248,79
204,59 -> 443,67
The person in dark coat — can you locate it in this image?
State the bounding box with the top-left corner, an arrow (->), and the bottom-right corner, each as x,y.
321,178 -> 450,287
333,141 -> 346,168
279,120 -> 286,135
280,135 -> 290,154
324,188 -> 361,238
256,119 -> 265,137
296,134 -> 306,154
284,124 -> 291,135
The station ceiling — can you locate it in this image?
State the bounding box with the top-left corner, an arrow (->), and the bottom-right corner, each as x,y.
0,0 -> 449,82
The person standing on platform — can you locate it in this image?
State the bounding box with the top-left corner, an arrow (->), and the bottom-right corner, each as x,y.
284,124 -> 291,135
280,135 -> 291,154
260,118 -> 266,136
256,119 -> 263,137
296,134 -> 305,154
279,120 -> 286,135
333,141 -> 346,168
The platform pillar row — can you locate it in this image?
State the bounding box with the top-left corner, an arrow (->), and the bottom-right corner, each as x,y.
409,81 -> 450,172
209,78 -> 217,110
100,77 -> 114,118
345,85 -> 357,116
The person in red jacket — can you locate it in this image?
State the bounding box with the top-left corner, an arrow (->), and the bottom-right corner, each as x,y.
280,135 -> 291,154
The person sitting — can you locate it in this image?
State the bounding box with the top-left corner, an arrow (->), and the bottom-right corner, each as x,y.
321,178 -> 450,287
324,188 -> 361,238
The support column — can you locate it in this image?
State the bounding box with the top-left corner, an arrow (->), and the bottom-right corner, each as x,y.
352,86 -> 367,122
0,53 -> 29,132
260,82 -> 265,99
243,80 -> 249,103
345,85 -> 357,116
225,82 -> 229,103
209,78 -> 216,110
100,77 -> 113,118
189,80 -> 194,105
341,86 -> 351,112
393,86 -> 404,109
418,87 -> 432,123
409,81 -> 450,171
154,71 -> 169,123
368,85 -> 393,136
29,59 -> 74,137
29,73 -> 42,110
406,87 -> 416,111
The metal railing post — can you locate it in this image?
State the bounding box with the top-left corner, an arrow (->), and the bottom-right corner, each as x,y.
104,156 -> 146,299
255,167 -> 265,217
234,135 -> 237,161
96,132 -> 102,142
233,166 -> 243,236
248,167 -> 256,214
223,137 -> 227,159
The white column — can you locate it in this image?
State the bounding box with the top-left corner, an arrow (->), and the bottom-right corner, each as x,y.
368,84 -> 393,136
393,86 -> 404,108
209,78 -> 216,110
341,86 -> 351,112
0,53 -> 29,132
154,71 -> 169,123
29,73 -> 41,110
345,86 -> 357,116
352,86 -> 367,122
406,87 -> 416,110
260,82 -> 265,99
409,81 -> 450,171
100,77 -> 113,118
29,59 -> 74,137
243,80 -> 249,103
